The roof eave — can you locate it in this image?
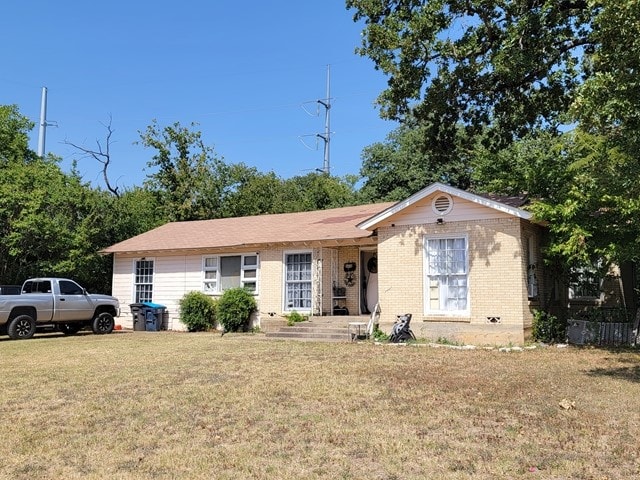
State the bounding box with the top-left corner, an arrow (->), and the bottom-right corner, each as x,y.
100,234 -> 377,256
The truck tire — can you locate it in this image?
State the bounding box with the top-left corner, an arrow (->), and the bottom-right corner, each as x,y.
92,312 -> 114,335
60,323 -> 82,335
7,314 -> 37,340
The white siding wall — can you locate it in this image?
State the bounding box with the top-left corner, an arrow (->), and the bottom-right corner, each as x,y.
111,254 -> 203,331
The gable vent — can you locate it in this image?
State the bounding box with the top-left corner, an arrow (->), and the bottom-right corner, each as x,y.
432,193 -> 453,216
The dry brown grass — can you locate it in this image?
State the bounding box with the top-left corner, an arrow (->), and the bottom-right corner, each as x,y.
1,331 -> 639,479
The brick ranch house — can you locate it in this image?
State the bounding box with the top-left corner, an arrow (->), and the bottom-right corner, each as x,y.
102,182 -> 550,344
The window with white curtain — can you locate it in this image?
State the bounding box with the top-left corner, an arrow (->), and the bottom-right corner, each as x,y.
425,237 -> 469,314
284,252 -> 312,311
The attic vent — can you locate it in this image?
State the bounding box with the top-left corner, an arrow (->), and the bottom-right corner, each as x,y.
432,194 -> 453,216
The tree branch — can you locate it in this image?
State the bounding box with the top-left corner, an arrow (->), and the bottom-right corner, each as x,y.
64,116 -> 120,197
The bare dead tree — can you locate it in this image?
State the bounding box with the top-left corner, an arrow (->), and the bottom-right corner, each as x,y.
64,116 -> 120,197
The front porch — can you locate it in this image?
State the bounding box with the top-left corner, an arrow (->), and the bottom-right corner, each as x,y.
308,245 -> 379,318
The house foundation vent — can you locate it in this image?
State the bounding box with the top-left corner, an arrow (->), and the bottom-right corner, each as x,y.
486,316 -> 501,324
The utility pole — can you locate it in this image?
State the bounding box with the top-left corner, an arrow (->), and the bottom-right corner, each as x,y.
316,65 -> 331,175
38,87 -> 47,157
37,87 -> 57,157
37,87 -> 48,157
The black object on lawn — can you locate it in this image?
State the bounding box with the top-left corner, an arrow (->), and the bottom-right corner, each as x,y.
389,313 -> 416,343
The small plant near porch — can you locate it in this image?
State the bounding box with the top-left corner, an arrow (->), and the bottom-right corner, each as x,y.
285,310 -> 307,326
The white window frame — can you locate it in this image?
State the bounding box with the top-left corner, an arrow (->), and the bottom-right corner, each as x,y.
283,250 -> 313,312
423,235 -> 470,316
241,254 -> 259,293
202,254 -> 259,294
133,258 -> 155,303
203,256 -> 218,293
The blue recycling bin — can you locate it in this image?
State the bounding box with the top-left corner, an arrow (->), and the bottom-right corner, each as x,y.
142,302 -> 166,331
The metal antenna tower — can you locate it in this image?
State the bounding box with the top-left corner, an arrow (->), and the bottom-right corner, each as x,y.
300,66 -> 333,174
317,64 -> 331,175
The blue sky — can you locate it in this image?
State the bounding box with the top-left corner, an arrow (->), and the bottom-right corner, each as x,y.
0,1 -> 397,190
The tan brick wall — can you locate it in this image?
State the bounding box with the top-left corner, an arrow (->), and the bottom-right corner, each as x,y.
257,248 -> 285,316
376,217 -> 533,345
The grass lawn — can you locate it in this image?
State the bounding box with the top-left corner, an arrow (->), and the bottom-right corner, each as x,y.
1,331 -> 639,479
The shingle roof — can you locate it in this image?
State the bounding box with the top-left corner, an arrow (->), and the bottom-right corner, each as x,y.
477,192 -> 529,209
102,202 -> 395,254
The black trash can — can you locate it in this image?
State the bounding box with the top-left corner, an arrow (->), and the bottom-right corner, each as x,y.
130,303 -> 146,331
142,302 -> 166,331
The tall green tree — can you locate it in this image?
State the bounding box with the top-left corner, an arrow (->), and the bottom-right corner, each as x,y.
471,131 -> 574,200
347,0 -> 594,145
0,105 -> 161,291
139,120 -> 232,221
280,173 -> 361,211
0,155 -> 107,289
0,105 -> 37,164
572,1 -> 640,152
359,121 -> 472,201
530,133 -> 640,267
349,0 -> 640,271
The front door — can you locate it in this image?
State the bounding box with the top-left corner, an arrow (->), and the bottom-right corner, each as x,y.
360,250 -> 378,314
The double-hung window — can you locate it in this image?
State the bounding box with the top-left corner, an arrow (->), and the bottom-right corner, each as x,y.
425,237 -> 469,314
284,252 -> 312,311
569,263 -> 601,299
134,259 -> 154,303
203,257 -> 218,293
202,254 -> 258,294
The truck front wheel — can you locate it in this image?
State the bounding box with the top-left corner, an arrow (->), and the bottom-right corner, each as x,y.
92,312 -> 115,335
8,315 -> 36,340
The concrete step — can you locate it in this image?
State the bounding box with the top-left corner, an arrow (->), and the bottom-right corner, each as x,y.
265,330 -> 350,342
265,316 -> 371,342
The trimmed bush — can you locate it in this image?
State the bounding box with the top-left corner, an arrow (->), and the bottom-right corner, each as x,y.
217,288 -> 257,333
179,291 -> 218,332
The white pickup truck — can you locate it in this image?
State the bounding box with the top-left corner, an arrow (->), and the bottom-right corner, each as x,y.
0,278 -> 120,340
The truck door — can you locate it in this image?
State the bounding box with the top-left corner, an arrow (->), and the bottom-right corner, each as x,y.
54,280 -> 95,321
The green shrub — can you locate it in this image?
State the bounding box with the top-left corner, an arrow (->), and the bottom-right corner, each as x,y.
372,326 -> 389,342
285,310 -> 307,326
532,309 -> 567,343
179,291 -> 218,332
217,288 -> 257,332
